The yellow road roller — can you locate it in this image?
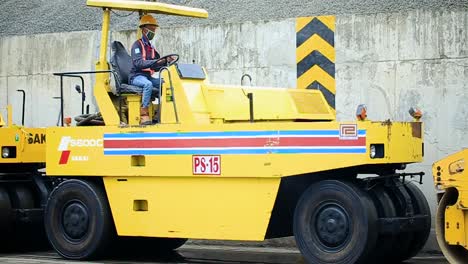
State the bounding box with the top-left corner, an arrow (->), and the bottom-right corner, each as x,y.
434,149 -> 468,263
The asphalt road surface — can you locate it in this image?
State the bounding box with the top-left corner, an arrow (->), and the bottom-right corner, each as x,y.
0,245 -> 449,264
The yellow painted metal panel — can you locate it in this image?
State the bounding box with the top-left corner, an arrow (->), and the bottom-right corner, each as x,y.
433,149 -> 467,190
0,127 -> 46,163
103,176 -> 280,240
445,205 -> 466,247
94,9 -> 120,126
45,121 -> 423,177
201,84 -> 334,121
159,67 -> 196,124
87,0 -> 208,18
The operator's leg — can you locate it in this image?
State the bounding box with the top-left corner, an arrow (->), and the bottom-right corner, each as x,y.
130,75 -> 153,125
148,77 -> 162,123
149,77 -> 161,89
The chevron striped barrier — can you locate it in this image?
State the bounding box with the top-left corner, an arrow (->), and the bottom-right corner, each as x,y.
296,16 -> 336,109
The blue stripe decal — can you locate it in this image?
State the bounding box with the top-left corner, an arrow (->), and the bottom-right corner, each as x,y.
104,130 -> 366,139
104,148 -> 366,155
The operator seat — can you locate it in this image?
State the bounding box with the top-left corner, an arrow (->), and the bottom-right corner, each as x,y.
110,41 -> 158,96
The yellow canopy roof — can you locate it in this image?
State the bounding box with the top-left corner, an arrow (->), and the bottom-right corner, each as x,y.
87,0 -> 208,18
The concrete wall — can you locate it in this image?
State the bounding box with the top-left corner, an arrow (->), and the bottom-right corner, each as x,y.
1,9 -> 467,250
0,31 -> 99,127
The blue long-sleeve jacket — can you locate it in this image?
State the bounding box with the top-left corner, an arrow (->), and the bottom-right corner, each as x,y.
129,37 -> 163,82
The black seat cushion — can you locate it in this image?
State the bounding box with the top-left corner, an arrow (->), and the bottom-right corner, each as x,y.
120,83 -> 158,96
111,41 -> 158,97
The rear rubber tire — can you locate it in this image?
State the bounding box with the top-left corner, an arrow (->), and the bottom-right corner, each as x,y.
9,185 -> 35,209
44,179 -> 113,260
0,187 -> 12,229
401,182 -> 431,260
368,186 -> 397,261
5,184 -> 48,251
0,187 -> 12,250
384,181 -> 414,263
293,180 -> 378,264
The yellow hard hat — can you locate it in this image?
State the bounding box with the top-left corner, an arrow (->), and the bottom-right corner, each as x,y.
139,14 -> 159,28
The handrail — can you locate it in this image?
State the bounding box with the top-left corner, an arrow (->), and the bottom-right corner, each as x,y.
53,70 -> 117,126
16,90 -> 26,126
158,67 -> 179,124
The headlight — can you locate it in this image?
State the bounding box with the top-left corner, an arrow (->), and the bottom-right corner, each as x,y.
370,145 -> 376,158
1,147 -> 9,158
369,144 -> 384,159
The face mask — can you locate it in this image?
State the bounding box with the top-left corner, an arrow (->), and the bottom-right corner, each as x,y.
145,28 -> 156,40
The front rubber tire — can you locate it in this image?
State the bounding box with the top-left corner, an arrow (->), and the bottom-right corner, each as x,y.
44,179 -> 113,260
293,180 -> 378,264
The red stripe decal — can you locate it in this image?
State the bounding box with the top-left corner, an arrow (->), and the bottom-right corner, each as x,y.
104,137 -> 366,149
59,151 -> 71,164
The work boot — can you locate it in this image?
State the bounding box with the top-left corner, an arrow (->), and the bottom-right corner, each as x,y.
140,107 -> 152,126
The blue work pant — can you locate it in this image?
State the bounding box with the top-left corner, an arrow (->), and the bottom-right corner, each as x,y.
130,75 -> 161,108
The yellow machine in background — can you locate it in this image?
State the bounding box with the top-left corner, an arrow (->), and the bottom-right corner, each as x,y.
434,149 -> 468,263
0,1 -> 430,264
0,102 -> 49,250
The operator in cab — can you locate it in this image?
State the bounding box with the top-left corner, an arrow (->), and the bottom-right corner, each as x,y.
129,14 -> 175,125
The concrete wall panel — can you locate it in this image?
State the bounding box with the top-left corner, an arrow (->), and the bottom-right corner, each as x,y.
439,11 -> 468,58
335,61 -> 397,120
0,78 -> 7,121
336,13 -> 399,63
0,39 -> 6,77
156,20 -> 296,73
7,75 -> 32,125
398,10 -> 441,60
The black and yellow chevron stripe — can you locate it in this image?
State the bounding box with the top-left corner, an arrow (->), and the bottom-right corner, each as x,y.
296,16 -> 335,109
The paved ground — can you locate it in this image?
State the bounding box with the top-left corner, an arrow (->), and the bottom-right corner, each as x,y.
0,245 -> 449,264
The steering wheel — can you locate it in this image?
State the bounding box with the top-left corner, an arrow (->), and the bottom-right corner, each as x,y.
157,54 -> 179,67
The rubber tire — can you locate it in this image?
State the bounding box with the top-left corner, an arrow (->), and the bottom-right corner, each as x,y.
0,187 -> 12,229
9,184 -> 49,251
44,179 -> 113,260
0,187 -> 12,250
384,182 -> 414,263
367,186 -> 397,261
9,185 -> 35,209
293,180 -> 378,264
401,182 -> 431,260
